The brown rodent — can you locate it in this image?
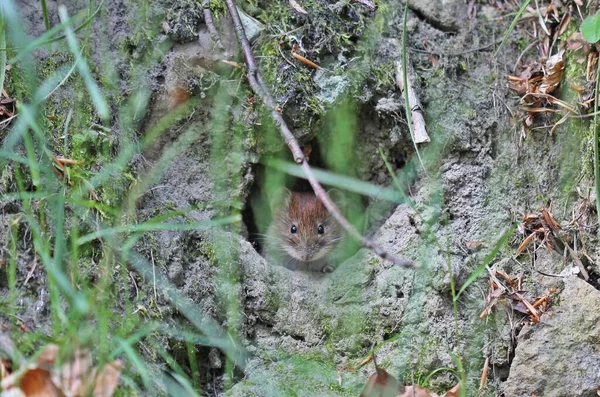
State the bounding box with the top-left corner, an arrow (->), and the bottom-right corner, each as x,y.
265,190 -> 342,272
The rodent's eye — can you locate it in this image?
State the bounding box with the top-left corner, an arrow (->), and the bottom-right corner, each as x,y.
290,224 -> 297,234
317,224 -> 324,234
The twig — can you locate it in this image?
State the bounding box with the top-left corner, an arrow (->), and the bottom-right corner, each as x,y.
399,3 -> 429,177
408,39 -> 502,56
395,60 -> 429,143
353,0 -> 376,10
202,0 -> 225,51
514,39 -> 539,71
225,0 -> 304,163
477,357 -> 489,396
564,243 -> 590,281
224,0 -> 415,268
23,256 -> 38,286
150,248 -> 158,300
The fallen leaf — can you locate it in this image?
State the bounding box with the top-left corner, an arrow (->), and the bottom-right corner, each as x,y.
290,52 -> 321,69
539,50 -> 565,94
465,241 -> 485,250
18,368 -> 61,397
289,0 -> 308,14
93,360 -> 124,397
516,232 -> 537,256
360,352 -> 400,397
360,367 -> 401,397
0,343 -> 123,397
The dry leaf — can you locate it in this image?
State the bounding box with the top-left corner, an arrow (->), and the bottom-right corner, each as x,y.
443,383 -> 461,397
566,32 -> 590,53
52,348 -> 93,396
396,383 -> 460,397
465,241 -> 485,250
290,52 -> 321,69
93,360 -> 124,397
1,343 -> 122,397
516,232 -> 537,256
539,50 -> 565,95
540,208 -> 560,230
360,367 -> 401,397
289,0 -> 308,14
168,86 -> 191,110
398,384 -> 438,397
18,368 -> 61,397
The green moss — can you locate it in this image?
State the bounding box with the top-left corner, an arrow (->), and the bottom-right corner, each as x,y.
229,352 -> 363,396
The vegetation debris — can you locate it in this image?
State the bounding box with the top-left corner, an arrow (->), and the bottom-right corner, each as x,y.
0,339 -> 123,397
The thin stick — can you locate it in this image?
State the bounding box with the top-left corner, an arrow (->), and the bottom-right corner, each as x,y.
353,0 -> 376,11
395,60 -> 429,143
400,1 -> 429,175
202,0 -> 225,51
225,0 -> 305,163
150,248 -> 158,300
224,0 -> 415,268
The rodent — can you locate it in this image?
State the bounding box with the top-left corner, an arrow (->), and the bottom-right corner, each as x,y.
265,190 -> 342,272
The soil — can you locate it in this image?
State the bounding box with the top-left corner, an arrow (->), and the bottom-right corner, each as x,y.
1,0 -> 599,396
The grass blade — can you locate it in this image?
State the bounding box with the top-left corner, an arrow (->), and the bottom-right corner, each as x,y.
76,215 -> 241,245
454,225 -> 516,301
493,0 -> 531,59
58,5 -> 109,120
264,158 -> 406,203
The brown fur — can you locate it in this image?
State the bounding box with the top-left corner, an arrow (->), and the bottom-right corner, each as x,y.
266,191 -> 341,271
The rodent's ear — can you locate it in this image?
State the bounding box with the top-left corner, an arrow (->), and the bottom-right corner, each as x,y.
270,187 -> 292,210
327,188 -> 347,210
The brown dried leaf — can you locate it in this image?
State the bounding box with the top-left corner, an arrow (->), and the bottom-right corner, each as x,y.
516,232 -> 537,256
358,354 -> 373,369
398,384 -> 438,397
556,13 -> 571,37
0,358 -> 10,383
443,383 -> 461,397
566,32 -> 590,54
523,214 -> 540,224
93,360 -> 124,397
18,368 -> 61,397
290,52 -> 321,69
513,292 -> 540,323
289,0 -> 308,14
1,345 -> 122,397
52,348 -> 93,396
465,241 -> 485,250
221,60 -> 242,69
360,367 -> 401,397
540,208 -> 560,230
511,301 -> 530,314
37,345 -> 59,366
539,50 -> 565,94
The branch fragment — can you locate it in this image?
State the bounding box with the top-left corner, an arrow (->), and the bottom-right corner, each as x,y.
395,60 -> 430,143
225,0 -> 305,163
202,0 -> 225,52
